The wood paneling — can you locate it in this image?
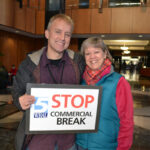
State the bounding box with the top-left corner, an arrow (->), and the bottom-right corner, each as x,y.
22,0 -> 28,6
0,31 -> 45,71
89,0 -> 97,8
69,38 -> 79,52
140,68 -> 150,77
0,0 -> 45,34
36,10 -> 45,34
29,0 -> 38,9
14,1 -> 26,31
65,0 -> 79,10
25,8 -> 36,33
65,0 -> 72,10
29,0 -> 45,10
111,7 -> 132,33
72,9 -> 91,34
146,0 -> 150,6
91,8 -> 111,33
0,0 -> 14,27
132,7 -> 150,33
39,0 -> 46,10
0,32 -> 17,71
65,9 -> 72,17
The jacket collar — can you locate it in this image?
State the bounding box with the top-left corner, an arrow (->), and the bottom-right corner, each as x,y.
28,46 -> 74,66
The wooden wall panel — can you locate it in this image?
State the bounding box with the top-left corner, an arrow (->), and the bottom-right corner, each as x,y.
65,0 -> 72,10
111,8 -> 132,33
146,0 -> 150,6
0,0 -> 45,34
14,1 -> 26,31
39,0 -> 46,10
72,9 -> 91,34
66,0 -> 79,9
132,7 -> 150,33
25,8 -> 36,33
0,31 -> 45,71
22,0 -> 28,6
89,0 -> 97,8
36,10 -> 45,34
0,0 -> 14,27
0,32 -> 18,71
29,0 -> 45,10
65,9 -> 72,17
68,38 -> 79,52
91,8 -> 111,33
29,0 -> 38,9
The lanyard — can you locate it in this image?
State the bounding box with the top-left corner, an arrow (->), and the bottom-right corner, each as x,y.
47,61 -> 65,84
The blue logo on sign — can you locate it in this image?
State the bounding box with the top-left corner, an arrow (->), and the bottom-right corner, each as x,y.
33,97 -> 48,118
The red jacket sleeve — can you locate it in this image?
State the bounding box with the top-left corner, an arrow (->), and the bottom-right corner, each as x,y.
116,77 -> 134,150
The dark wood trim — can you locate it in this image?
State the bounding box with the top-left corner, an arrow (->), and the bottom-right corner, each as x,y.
2,23 -> 150,40
0,24 -> 44,38
72,33 -> 150,40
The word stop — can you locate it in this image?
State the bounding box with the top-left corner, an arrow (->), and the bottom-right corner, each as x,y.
52,94 -> 94,108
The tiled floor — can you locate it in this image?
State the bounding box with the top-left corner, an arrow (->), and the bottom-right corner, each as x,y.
0,69 -> 150,150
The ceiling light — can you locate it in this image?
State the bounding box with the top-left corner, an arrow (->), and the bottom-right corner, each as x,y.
120,46 -> 128,50
138,35 -> 143,38
109,46 -> 145,50
120,42 -> 129,51
101,35 -> 105,38
123,50 -> 130,54
15,30 -> 19,33
104,40 -> 149,46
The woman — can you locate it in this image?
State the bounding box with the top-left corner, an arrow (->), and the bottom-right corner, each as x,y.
76,37 -> 134,150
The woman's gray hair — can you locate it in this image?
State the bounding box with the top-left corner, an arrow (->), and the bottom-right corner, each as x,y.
47,14 -> 74,33
80,37 -> 113,62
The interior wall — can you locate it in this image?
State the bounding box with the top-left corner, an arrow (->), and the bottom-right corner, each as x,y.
69,38 -> 79,52
0,30 -> 45,71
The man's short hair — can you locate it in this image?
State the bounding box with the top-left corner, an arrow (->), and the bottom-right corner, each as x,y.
47,14 -> 74,32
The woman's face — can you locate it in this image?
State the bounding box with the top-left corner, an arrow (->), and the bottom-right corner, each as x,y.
84,47 -> 106,71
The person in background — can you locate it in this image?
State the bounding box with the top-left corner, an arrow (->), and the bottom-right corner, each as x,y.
76,37 -> 134,150
9,64 -> 17,85
0,65 -> 9,89
122,60 -> 127,73
10,64 -> 17,76
12,14 -> 85,150
130,61 -> 134,73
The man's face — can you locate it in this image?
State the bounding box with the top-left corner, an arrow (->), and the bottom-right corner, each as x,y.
45,18 -> 72,58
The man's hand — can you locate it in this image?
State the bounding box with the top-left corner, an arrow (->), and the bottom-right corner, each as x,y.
19,94 -> 35,110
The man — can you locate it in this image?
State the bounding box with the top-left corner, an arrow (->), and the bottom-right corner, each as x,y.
12,14 -> 85,150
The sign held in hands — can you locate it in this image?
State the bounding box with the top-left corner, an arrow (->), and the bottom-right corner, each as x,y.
25,83 -> 102,134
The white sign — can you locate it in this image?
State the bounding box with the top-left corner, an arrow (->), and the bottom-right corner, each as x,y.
25,83 -> 102,134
